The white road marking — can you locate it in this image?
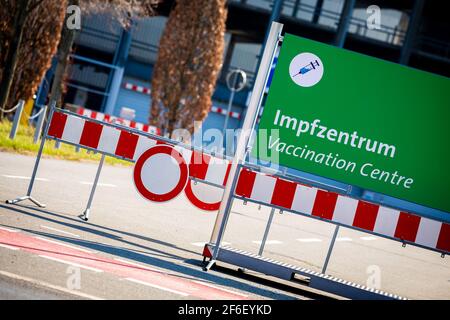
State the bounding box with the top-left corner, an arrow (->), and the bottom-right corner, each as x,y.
190,242 -> 206,247
360,236 -> 377,241
114,258 -> 160,272
192,280 -> 248,297
2,175 -> 49,182
0,226 -> 19,233
191,241 -> 231,247
40,225 -> 80,238
0,243 -> 19,250
125,278 -> 189,297
35,236 -> 93,253
252,240 -> 283,245
336,237 -> 353,242
38,255 -> 103,273
79,181 -> 117,188
0,270 -> 103,300
296,238 -> 323,243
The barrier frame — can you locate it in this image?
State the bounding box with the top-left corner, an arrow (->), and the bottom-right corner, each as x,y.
4,22 -> 447,300
201,22 -> 447,300
6,102 -> 233,220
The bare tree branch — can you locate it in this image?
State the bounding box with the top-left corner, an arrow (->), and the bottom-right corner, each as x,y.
0,0 -> 160,113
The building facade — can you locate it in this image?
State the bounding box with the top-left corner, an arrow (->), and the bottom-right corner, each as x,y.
36,0 -> 449,136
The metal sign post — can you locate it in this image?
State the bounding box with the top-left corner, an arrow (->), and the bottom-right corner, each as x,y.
258,207 -> 276,256
78,119 -> 124,221
322,225 -> 340,274
258,167 -> 287,256
79,154 -> 106,221
223,69 -> 247,135
204,22 -> 284,271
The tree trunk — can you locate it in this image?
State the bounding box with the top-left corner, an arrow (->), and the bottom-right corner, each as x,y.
48,0 -> 79,108
150,0 -> 227,135
0,0 -> 30,119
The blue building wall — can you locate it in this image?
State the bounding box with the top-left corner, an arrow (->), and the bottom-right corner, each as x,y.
114,58 -> 247,131
114,77 -> 152,123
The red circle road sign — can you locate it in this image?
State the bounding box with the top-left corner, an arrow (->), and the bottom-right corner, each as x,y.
184,180 -> 224,211
133,145 -> 188,202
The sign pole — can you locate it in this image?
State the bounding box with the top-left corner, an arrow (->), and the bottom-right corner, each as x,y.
204,22 -> 283,271
321,185 -> 353,274
258,168 -> 286,256
322,225 -> 340,274
223,69 -> 247,136
80,154 -> 106,221
258,207 -> 276,256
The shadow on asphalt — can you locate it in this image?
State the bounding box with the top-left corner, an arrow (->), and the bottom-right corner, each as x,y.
0,203 -> 304,300
2,203 -> 198,259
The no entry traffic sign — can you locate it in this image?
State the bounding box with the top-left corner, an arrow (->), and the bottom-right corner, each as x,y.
133,145 -> 188,202
184,180 -> 224,211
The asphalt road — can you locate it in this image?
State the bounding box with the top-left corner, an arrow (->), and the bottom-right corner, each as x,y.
0,151 -> 448,300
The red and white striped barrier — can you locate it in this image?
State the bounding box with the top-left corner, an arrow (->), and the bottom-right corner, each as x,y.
185,151 -> 231,211
48,111 -> 158,161
76,107 -> 161,136
124,82 -> 151,95
18,106 -> 450,255
123,82 -> 242,120
210,106 -> 241,120
48,111 -> 231,208
45,109 -> 450,254
235,168 -> 450,254
132,145 -> 232,207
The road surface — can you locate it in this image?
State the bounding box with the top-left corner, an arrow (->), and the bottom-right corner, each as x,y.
0,152 -> 448,299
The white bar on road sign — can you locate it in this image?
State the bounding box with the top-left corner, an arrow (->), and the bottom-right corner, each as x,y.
250,174 -> 277,203
291,184 -> 317,215
373,207 -> 400,237
61,115 -> 84,145
205,158 -> 229,185
332,196 -> 359,226
95,113 -> 105,121
98,126 -> 121,155
415,218 -> 441,248
133,136 -> 157,161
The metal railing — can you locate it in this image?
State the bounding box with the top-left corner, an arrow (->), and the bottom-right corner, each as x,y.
230,0 -> 408,45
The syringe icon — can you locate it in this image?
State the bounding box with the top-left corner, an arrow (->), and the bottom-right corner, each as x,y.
291,60 -> 321,78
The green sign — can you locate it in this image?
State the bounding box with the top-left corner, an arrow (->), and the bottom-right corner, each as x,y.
255,33 -> 450,213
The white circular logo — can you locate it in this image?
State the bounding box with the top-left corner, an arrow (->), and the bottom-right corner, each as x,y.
289,52 -> 324,87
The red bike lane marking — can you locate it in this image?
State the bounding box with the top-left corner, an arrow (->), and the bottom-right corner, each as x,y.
0,229 -> 248,300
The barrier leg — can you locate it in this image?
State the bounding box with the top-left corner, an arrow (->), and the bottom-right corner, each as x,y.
6,102 -> 55,208
322,225 -> 340,274
203,196 -> 235,271
9,100 -> 25,140
79,154 -> 105,221
205,23 -> 282,272
258,207 -> 276,256
203,165 -> 240,272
